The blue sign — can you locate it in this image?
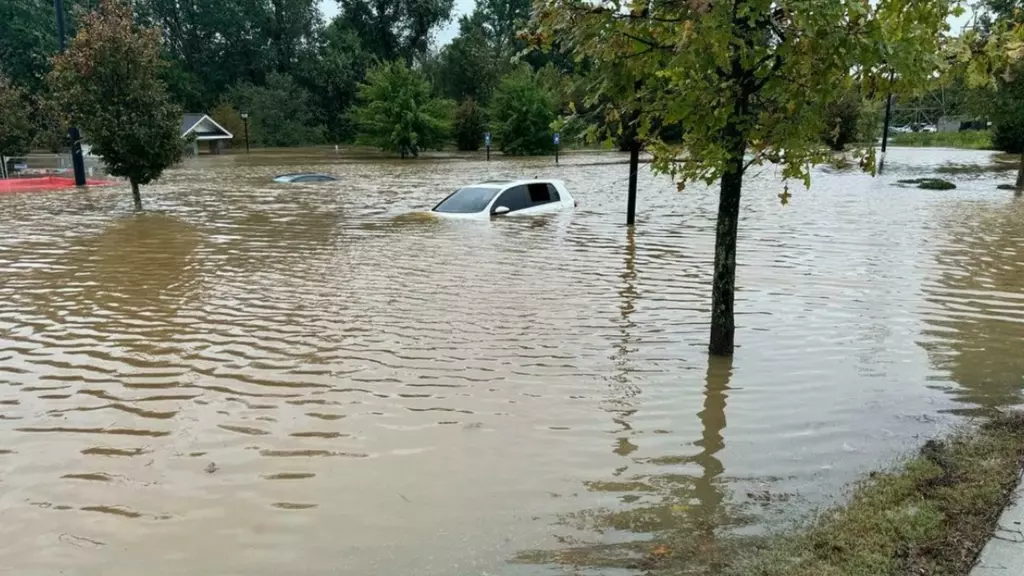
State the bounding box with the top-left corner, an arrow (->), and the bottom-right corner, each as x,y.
553,133 -> 561,145
484,132 -> 491,146
13,163 -> 28,171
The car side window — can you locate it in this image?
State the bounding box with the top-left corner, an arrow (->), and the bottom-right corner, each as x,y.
527,183 -> 552,205
493,186 -> 531,213
546,184 -> 561,202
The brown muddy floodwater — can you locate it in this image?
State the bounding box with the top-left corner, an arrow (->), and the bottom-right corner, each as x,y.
0,148 -> 1022,575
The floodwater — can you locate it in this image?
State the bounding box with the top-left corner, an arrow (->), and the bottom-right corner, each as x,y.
0,147 -> 1022,575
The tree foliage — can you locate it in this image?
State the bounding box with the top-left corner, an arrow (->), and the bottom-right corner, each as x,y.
337,0 -> 455,63
489,68 -> 557,155
227,72 -> 325,147
49,0 -> 183,210
453,99 -> 487,151
535,0 -> 952,354
210,102 -> 245,145
0,74 -> 34,159
434,12 -> 500,103
353,61 -> 453,157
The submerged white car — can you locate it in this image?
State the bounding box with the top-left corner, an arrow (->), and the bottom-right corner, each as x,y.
432,179 -> 575,218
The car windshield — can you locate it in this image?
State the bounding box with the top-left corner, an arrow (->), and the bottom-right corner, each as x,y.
433,187 -> 501,213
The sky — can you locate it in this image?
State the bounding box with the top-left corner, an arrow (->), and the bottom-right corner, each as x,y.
318,0 -> 475,47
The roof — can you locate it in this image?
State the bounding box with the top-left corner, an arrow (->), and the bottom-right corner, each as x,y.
471,178 -> 562,188
180,113 -> 233,140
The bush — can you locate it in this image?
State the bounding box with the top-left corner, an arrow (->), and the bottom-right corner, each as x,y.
992,120 -> 1024,154
822,94 -> 861,151
453,99 -> 486,151
489,68 -> 557,156
889,130 -> 993,150
353,61 -> 453,158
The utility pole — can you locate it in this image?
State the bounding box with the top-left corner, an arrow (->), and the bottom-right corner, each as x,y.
54,0 -> 87,186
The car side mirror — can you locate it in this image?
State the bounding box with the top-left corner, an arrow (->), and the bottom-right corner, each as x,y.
493,206 -> 510,215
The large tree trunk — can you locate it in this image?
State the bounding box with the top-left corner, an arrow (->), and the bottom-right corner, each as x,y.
131,180 -> 142,211
709,126 -> 747,356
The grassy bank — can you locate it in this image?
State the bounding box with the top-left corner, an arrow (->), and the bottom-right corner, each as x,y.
729,413 -> 1024,576
889,130 -> 994,150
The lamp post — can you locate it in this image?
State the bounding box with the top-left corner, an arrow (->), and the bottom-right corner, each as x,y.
54,0 -> 86,186
240,112 -> 250,154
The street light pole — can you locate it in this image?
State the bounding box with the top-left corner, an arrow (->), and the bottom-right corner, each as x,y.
240,112 -> 250,154
54,0 -> 87,187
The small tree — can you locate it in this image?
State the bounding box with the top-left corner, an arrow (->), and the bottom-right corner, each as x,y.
210,103 -> 245,146
489,68 -> 557,155
0,73 -> 33,165
353,61 -> 453,157
454,99 -> 487,151
49,0 -> 182,210
537,0 -> 951,355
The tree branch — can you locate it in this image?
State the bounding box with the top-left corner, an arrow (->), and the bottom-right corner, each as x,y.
621,31 -> 674,51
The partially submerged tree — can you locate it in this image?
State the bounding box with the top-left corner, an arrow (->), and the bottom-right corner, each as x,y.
489,68 -> 557,155
454,99 -> 487,151
353,61 -> 453,157
49,0 -> 183,210
0,73 -> 34,166
536,0 -> 951,355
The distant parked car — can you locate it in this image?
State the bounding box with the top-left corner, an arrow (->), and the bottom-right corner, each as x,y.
891,125 -> 914,134
431,179 -> 576,218
273,173 -> 337,183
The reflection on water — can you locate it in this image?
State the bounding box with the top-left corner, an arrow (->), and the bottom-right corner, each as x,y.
0,148 -> 1022,575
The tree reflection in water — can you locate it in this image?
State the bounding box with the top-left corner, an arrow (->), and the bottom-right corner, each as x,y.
514,230 -> 750,574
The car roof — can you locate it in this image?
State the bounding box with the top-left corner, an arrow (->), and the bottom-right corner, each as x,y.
465,179 -> 564,189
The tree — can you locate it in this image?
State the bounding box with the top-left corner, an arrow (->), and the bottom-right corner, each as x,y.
296,19 -> 367,142
957,0 -> 1024,193
353,61 -> 453,157
0,0 -> 58,93
0,74 -> 34,163
477,0 -> 531,59
336,0 -> 455,63
988,66 -> 1024,189
227,72 -> 325,147
536,0 -> 952,355
454,99 -> 487,151
434,12 -> 500,103
489,68 -> 557,155
49,0 -> 183,211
